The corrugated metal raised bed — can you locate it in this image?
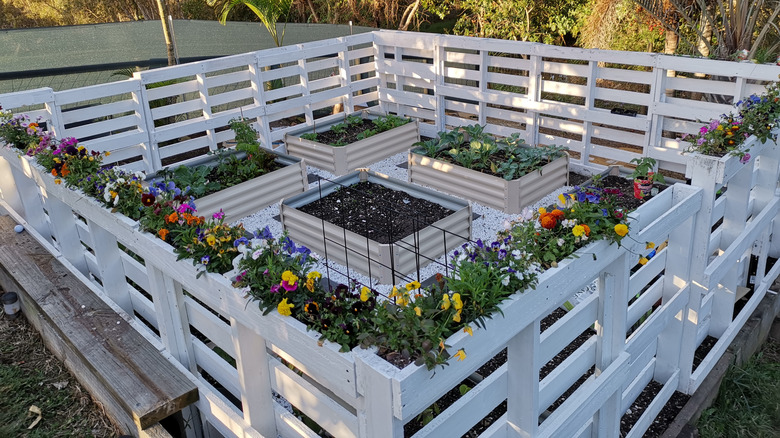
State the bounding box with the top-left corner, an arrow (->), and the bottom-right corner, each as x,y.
284,111 -> 420,176
280,169 -> 472,284
156,151 -> 308,224
408,149 -> 569,213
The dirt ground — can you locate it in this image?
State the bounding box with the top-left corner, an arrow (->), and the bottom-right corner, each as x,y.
0,287 -> 122,437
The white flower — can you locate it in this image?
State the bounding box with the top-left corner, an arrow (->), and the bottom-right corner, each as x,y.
252,249 -> 263,260
113,193 -> 120,206
511,249 -> 523,259
557,238 -> 565,247
501,275 -> 510,286
561,219 -> 577,228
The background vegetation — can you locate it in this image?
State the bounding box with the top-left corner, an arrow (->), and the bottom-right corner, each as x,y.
1,0 -> 778,61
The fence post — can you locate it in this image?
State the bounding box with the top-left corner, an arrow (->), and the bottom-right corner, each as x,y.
709,163 -> 752,337
131,75 -> 162,173
678,155 -> 720,392
9,165 -> 51,243
594,253 -> 629,436
250,52 -> 272,150
0,156 -> 24,216
655,205 -> 698,382
433,36 -> 445,133
354,349 -> 404,438
86,219 -> 133,313
43,195 -> 89,276
195,72 -> 218,153
146,265 -> 202,438
506,319 -> 540,437
526,46 -> 542,146
230,319 -> 278,437
338,40 -> 356,114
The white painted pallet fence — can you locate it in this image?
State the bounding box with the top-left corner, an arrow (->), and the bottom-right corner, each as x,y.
2,31 -> 777,179
0,143 -> 715,438
679,129 -> 780,394
2,31 -> 780,438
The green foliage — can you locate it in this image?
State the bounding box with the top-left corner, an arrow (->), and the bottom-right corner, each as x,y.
697,341 -> 780,438
414,125 -> 567,180
629,157 -> 665,183
300,132 -> 318,141
452,0 -> 590,45
211,0 -> 293,47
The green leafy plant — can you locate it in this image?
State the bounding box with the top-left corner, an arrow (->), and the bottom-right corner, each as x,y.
300,132 -> 318,141
415,124 -> 567,180
629,157 -> 665,183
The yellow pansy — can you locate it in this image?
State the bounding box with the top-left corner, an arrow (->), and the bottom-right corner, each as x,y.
452,293 -> 463,310
277,298 -> 294,316
414,306 -> 422,317
441,294 -> 451,310
614,224 -> 628,237
360,286 -> 371,302
463,326 -> 473,336
454,349 -> 467,361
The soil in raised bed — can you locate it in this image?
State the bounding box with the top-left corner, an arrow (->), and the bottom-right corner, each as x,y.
297,181 -> 454,244
620,379 -> 691,437
595,175 -> 668,211
308,118 -> 389,146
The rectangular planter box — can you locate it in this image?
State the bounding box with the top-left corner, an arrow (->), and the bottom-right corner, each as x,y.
408,149 -> 569,213
354,183 -> 703,428
280,169 -> 472,284
284,111 -> 420,176
154,151 -> 309,224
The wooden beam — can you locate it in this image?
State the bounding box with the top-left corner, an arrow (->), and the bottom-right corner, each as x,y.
0,215 -> 198,432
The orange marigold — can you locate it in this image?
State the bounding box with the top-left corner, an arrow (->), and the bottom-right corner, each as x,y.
158,229 -> 169,241
166,212 -> 179,223
540,213 -> 557,230
550,209 -> 565,219
51,168 -> 58,176
582,224 -> 591,236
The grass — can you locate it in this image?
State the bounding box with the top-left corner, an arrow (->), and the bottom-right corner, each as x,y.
0,307 -> 120,438
697,338 -> 780,438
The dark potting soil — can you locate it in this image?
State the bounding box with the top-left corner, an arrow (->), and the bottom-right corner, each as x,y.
620,380 -> 691,437
568,171 -> 591,186
309,118 -> 382,145
595,175 -> 669,211
403,307 -> 596,436
297,181 -> 454,244
693,335 -> 719,371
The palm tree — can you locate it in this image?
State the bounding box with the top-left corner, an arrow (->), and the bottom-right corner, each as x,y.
208,0 -> 293,47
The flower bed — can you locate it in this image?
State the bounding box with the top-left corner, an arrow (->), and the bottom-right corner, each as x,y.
279,169 -> 472,284
284,111 -> 419,175
151,150 -> 308,224
408,125 -> 569,213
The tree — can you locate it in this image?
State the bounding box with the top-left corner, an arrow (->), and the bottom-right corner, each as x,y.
632,0 -> 780,59
451,0 -> 588,45
209,0 -> 294,47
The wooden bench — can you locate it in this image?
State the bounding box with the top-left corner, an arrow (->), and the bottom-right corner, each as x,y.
0,215 -> 198,436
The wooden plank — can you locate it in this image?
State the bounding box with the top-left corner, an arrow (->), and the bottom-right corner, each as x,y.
0,215 -> 198,430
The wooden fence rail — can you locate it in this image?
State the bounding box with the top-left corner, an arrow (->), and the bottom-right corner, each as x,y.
1,31 -> 779,438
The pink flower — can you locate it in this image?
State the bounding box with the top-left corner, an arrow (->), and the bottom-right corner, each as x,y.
740,153 -> 751,164
212,210 -> 225,220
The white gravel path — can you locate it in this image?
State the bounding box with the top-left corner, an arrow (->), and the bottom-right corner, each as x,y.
238,150 -> 595,299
